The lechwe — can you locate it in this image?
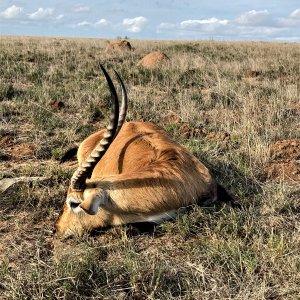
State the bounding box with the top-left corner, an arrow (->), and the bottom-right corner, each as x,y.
54,65 -> 239,237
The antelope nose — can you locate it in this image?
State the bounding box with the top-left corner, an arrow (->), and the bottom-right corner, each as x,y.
52,227 -> 57,234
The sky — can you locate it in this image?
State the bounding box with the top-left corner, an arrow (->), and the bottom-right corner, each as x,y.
0,1 -> 299,41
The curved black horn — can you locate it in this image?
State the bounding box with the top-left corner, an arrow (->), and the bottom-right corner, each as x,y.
113,69 -> 128,137
70,65 -> 120,191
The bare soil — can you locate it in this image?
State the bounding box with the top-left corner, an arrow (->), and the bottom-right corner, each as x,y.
264,139 -> 300,182
137,51 -> 170,68
105,40 -> 132,52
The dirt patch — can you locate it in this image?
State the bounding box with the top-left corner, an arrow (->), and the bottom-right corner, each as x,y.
0,130 -> 40,162
0,135 -> 14,147
265,161 -> 300,182
206,131 -> 230,142
105,40 -> 132,52
9,143 -> 37,160
270,139 -> 300,160
137,51 -> 170,69
264,139 -> 300,182
177,122 -> 230,143
162,112 -> 231,142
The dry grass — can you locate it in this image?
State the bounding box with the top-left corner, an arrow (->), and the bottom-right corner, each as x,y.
0,36 -> 299,299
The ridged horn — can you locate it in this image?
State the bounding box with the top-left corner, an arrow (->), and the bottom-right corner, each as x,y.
113,69 -> 128,137
70,65 -> 119,191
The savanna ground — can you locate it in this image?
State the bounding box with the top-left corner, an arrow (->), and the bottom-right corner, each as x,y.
0,36 -> 299,299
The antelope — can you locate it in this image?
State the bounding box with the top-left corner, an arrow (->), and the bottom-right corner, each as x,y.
54,65 -> 239,237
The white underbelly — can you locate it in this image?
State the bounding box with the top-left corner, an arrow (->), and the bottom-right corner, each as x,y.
138,207 -> 187,224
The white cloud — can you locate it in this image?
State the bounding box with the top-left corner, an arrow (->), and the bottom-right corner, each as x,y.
156,9 -> 300,40
56,14 -> 64,20
74,6 -> 90,12
0,5 -> 23,19
180,18 -> 228,31
28,8 -> 54,20
95,19 -> 110,27
157,18 -> 229,34
73,19 -> 110,28
235,10 -> 273,26
76,21 -> 92,27
122,16 -> 147,33
73,16 -> 147,33
278,9 -> 300,28
290,9 -> 300,19
181,18 -> 228,27
235,26 -> 286,37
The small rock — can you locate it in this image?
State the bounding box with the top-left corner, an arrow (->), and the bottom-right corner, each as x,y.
0,176 -> 52,193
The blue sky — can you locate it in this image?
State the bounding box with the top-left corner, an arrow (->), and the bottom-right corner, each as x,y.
0,1 -> 299,41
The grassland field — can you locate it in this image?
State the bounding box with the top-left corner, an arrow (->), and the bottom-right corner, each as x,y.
0,36 -> 299,299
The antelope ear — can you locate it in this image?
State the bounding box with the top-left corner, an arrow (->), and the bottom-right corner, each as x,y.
79,190 -> 107,215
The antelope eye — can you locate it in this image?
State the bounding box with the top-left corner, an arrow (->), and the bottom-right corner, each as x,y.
66,197 -> 81,210
70,201 -> 80,209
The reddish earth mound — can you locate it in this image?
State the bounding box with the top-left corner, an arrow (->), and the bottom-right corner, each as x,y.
270,139 -> 300,160
265,139 -> 300,182
206,131 -> 230,142
137,51 -> 169,69
266,161 -> 300,182
105,40 -> 132,52
9,144 -> 37,160
177,122 -> 230,142
0,135 -> 37,160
